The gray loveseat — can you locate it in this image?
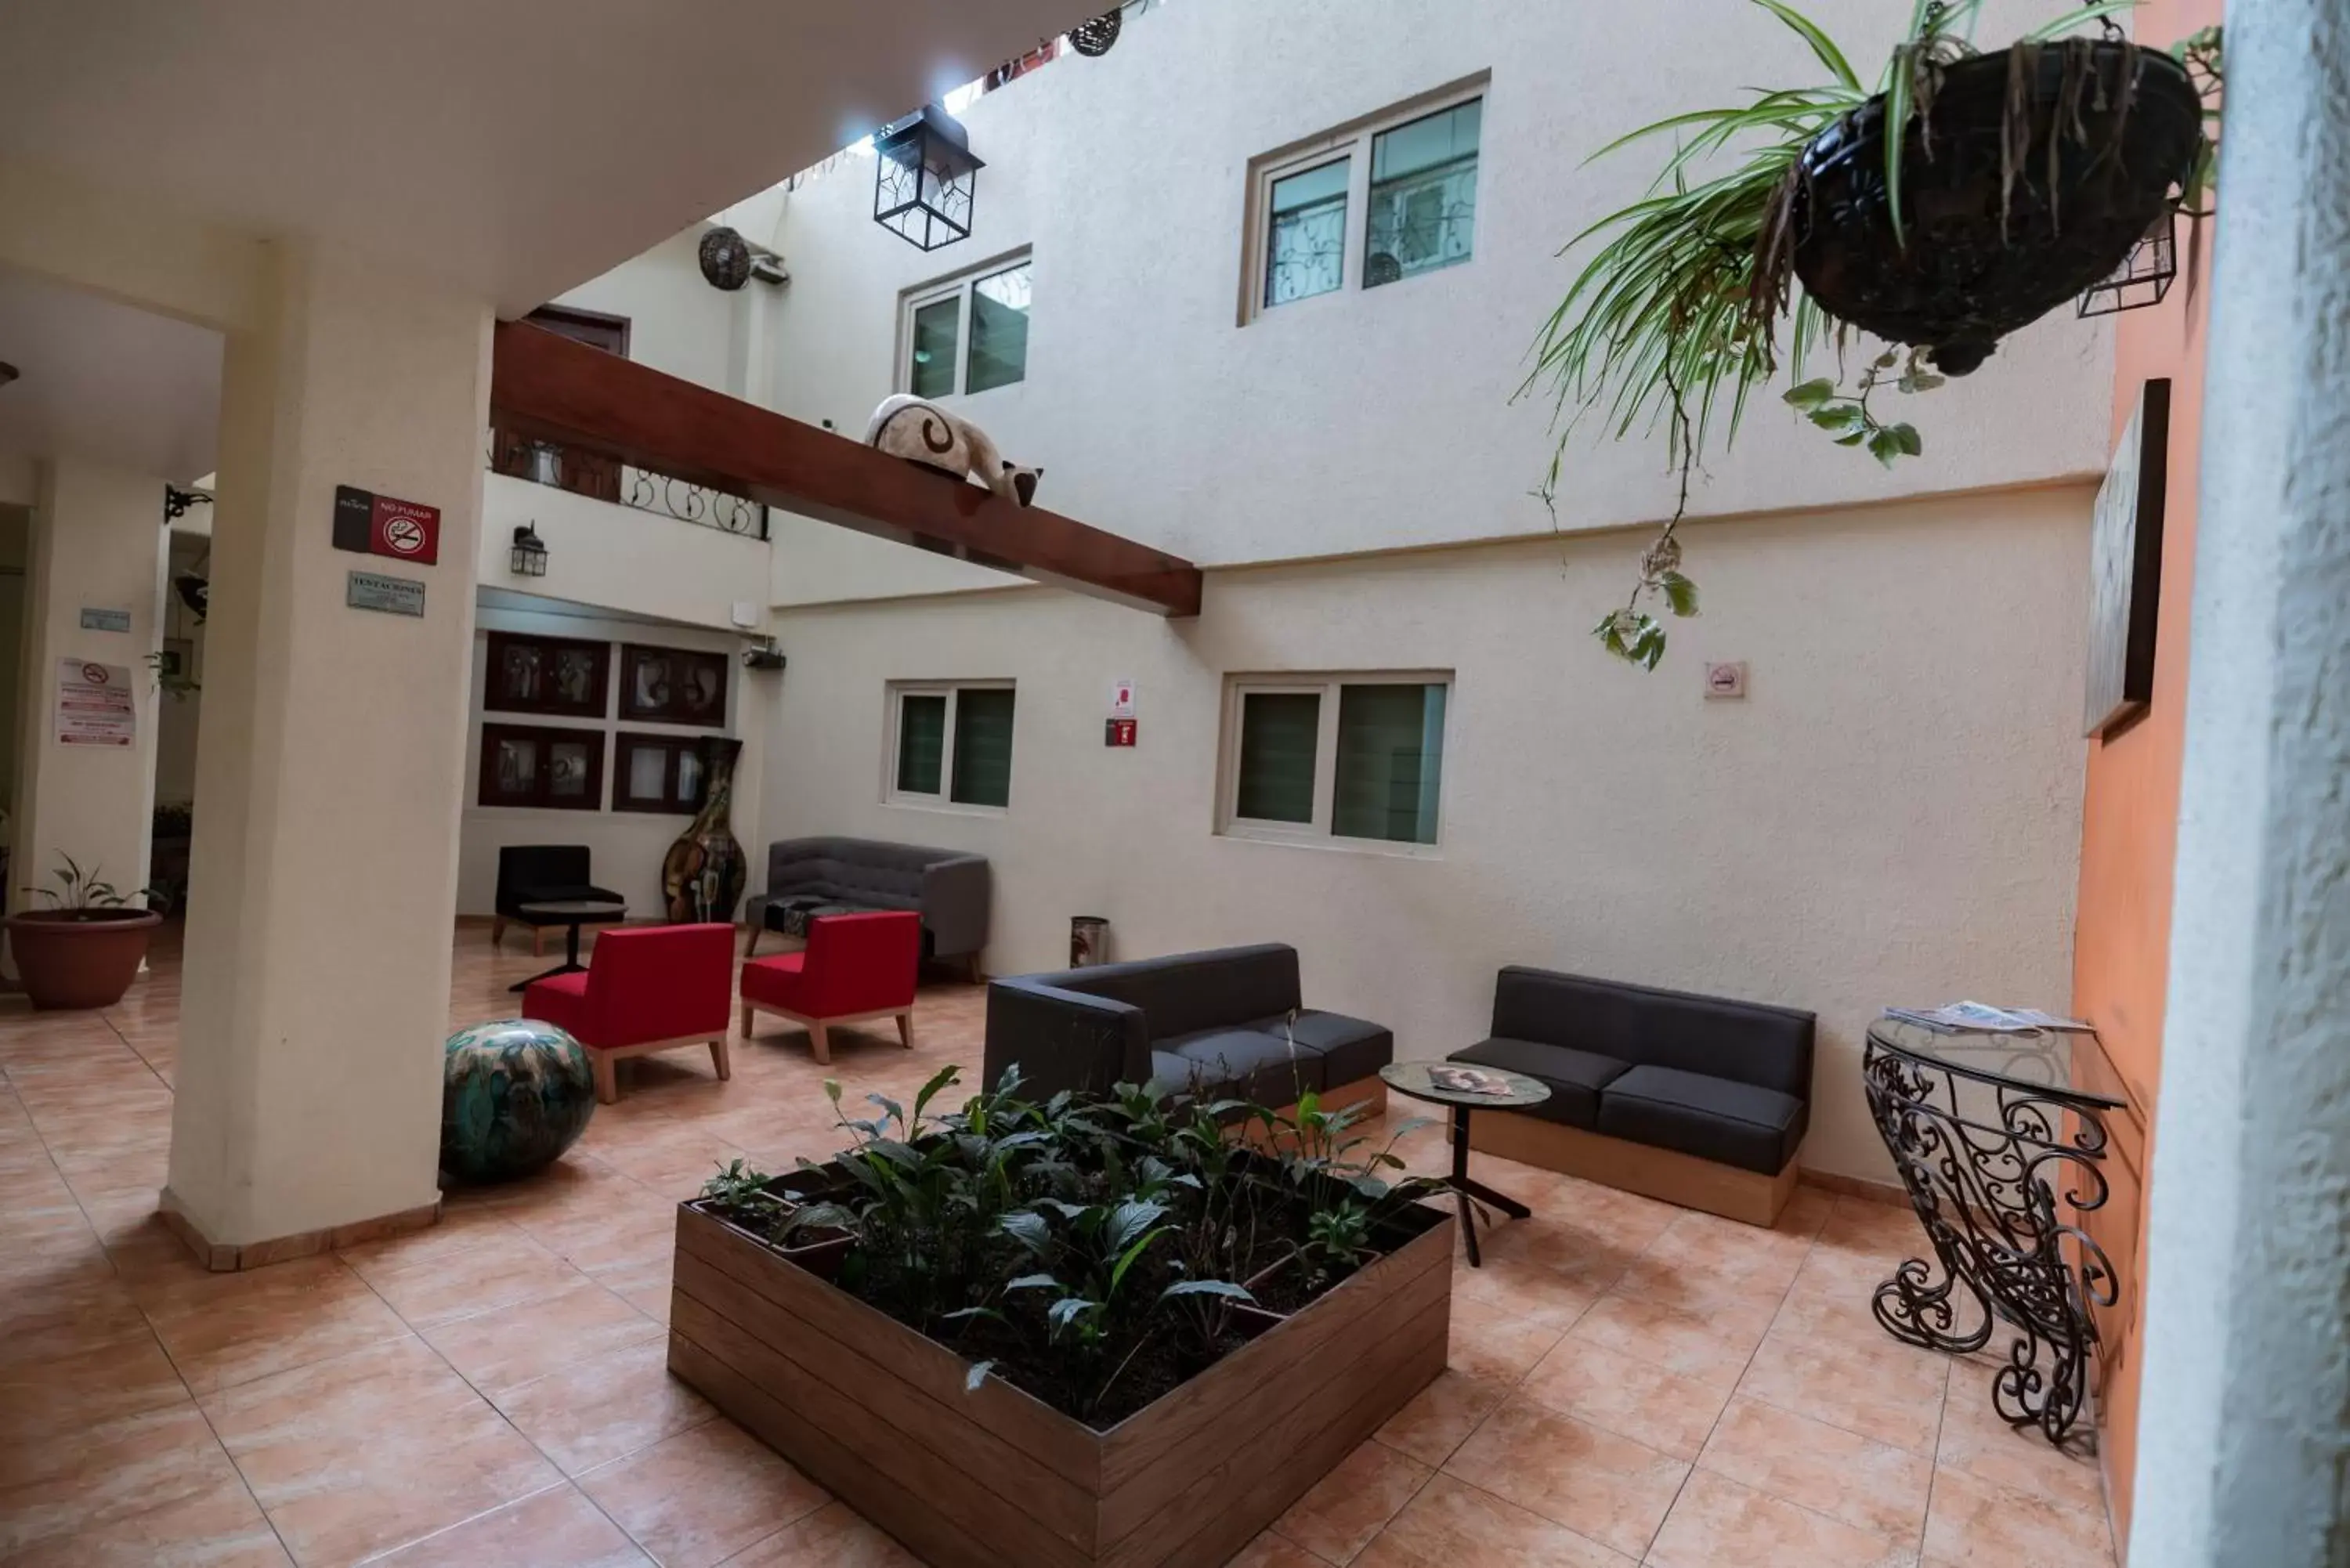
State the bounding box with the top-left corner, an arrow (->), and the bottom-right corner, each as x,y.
1448,966 -> 1815,1224
745,837 -> 989,972
982,943 -> 1392,1109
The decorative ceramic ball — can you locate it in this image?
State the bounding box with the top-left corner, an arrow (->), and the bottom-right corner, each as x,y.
440,1019 -> 596,1185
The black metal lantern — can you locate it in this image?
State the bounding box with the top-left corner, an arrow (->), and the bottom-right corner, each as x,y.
509,523 -> 548,577
2078,213 -> 2179,318
873,104 -> 983,251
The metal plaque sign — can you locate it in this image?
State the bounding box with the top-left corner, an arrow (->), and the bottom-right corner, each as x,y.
346,570 -> 426,618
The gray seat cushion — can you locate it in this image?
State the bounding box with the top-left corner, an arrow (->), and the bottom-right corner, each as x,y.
1162,1027 -> 1325,1107
1246,1010 -> 1392,1089
1451,1037 -> 1630,1129
1596,1064 -> 1807,1175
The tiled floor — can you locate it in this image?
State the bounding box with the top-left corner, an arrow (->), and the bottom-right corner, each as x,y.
0,924 -> 2119,1566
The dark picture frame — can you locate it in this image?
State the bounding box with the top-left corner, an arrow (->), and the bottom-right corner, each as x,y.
484,632 -> 611,720
620,643 -> 729,727
2084,378 -> 2171,739
613,732 -> 710,815
478,724 -> 606,811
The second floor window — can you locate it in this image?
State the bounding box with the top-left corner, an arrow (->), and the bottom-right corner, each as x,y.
1246,82 -> 1485,320
1221,675 -> 1450,847
903,255 -> 1032,398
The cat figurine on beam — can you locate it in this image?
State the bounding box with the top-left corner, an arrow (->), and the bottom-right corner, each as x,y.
863,394 -> 1043,506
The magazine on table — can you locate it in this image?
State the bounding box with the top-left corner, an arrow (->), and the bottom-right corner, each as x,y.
1883,1001 -> 2095,1036
1426,1065 -> 1516,1097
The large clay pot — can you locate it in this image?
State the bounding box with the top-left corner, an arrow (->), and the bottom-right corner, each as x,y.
5,909 -> 161,1010
663,736 -> 747,923
1788,40 -> 2202,374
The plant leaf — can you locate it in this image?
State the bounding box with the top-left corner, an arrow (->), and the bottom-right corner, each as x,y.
1004,1272 -> 1060,1293
964,1359 -> 996,1393
1781,378 -> 1837,409
1748,0 -> 1860,89
1808,404 -> 1865,432
1867,427 -> 1905,467
1659,572 -> 1700,617
998,1210 -> 1051,1255
1160,1279 -> 1256,1304
1890,422 -> 1923,456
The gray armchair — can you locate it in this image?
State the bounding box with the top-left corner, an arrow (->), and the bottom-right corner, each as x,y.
745,837 -> 990,973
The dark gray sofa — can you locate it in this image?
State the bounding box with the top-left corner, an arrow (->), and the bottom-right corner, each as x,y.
745,837 -> 989,970
1450,966 -> 1813,1221
982,944 -> 1391,1107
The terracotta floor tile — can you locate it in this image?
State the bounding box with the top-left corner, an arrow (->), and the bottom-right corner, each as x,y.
1447,1294 -> 1567,1382
1376,1367 -> 1515,1469
423,1275 -> 664,1397
1697,1396 -> 1932,1541
717,1500 -> 923,1566
1224,1529 -> 1334,1568
1449,1254 -> 1600,1331
1519,1334 -> 1734,1461
139,1252 -> 413,1394
341,1216 -> 588,1330
1933,1383 -> 2106,1514
1922,1463 -> 2116,1567
200,1335 -> 562,1566
0,1398 -> 286,1566
1564,1291 -> 1772,1392
367,1483 -> 651,1567
0,1316 -> 189,1441
577,1417 -> 830,1568
1354,1472 -> 1632,1567
1442,1396 -> 1687,1557
1648,1470 -> 1916,1568
1271,1436 -> 1433,1563
493,1335 -> 715,1477
1738,1325 -> 1950,1454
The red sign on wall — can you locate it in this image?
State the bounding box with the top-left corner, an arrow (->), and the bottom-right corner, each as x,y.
1104,717 -> 1137,748
333,485 -> 441,565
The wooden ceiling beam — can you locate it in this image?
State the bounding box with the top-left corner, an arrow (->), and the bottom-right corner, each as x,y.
488,321 -> 1202,616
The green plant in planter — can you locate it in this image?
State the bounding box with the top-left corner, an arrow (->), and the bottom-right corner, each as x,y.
1528,0 -> 2219,669
24,854 -> 155,918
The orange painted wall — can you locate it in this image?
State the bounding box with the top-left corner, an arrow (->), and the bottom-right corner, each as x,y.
2069,0 -> 2220,1548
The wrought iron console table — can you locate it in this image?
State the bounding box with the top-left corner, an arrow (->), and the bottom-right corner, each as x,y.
1861,1018 -> 2123,1444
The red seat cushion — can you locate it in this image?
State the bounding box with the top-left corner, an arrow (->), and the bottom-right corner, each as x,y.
740,912 -> 919,1021
740,952 -> 811,1012
523,970 -> 594,1038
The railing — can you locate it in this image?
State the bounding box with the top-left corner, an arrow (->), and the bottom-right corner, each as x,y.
486,428 -> 769,540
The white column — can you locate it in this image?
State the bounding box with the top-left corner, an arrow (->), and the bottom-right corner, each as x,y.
164,243 -> 491,1255
2128,0 -> 2350,1561
8,460 -> 168,920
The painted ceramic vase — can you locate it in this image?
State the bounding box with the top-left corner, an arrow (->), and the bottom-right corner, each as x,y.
439,1019 -> 596,1184
663,735 -> 747,923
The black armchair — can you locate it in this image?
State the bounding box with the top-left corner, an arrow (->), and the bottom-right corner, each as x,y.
493,845 -> 626,956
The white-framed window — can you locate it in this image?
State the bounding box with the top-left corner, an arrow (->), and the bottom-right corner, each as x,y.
1242,80 -> 1485,323
1218,674 -> 1451,847
887,681 -> 1018,810
900,251 -> 1034,398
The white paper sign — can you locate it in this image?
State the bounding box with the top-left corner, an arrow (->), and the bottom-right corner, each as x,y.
56,659 -> 136,746
1108,677 -> 1136,719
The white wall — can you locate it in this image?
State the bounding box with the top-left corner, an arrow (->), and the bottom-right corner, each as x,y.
479,470 -> 772,631
758,486 -> 2094,1181
456,599 -> 772,918
759,0 -> 2113,600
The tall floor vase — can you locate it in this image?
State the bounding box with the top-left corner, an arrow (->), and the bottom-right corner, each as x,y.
663,736 -> 747,923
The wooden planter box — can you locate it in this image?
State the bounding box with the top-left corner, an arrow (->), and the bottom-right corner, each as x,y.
668,1198 -> 1453,1568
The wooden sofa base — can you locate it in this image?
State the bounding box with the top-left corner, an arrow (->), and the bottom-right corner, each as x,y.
1469,1110 -> 1797,1227
591,1033 -> 731,1104
739,1001 -> 913,1066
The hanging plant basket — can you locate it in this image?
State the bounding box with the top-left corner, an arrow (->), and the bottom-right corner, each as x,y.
1785,40 -> 2203,375
1068,7 -> 1123,56
698,226 -> 753,291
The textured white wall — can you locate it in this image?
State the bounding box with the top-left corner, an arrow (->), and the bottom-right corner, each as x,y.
477,471 -> 772,630
758,0 -> 2113,598
756,486 -> 2093,1180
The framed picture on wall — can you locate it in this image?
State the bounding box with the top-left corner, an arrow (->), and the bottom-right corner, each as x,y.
485,633 -> 611,719
619,643 -> 728,727
479,724 -> 606,811
613,732 -> 710,814
2084,378 -> 2171,738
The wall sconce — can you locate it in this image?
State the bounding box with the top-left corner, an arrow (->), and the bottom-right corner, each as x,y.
873,104 -> 983,251
509,523 -> 548,577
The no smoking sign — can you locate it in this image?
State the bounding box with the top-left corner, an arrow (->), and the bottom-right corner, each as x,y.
333,485 -> 441,566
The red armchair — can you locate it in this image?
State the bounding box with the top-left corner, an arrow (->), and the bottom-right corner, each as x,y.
739,911 -> 920,1064
524,923 -> 735,1103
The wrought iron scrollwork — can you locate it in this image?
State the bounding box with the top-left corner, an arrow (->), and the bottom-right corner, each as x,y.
1863,1025 -> 2117,1445
485,428 -> 767,540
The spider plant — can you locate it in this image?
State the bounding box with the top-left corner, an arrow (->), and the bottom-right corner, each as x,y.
1527,0 -> 2163,670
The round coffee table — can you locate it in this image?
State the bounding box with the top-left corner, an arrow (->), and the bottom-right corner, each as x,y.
510,898 -> 628,993
1379,1060 -> 1552,1267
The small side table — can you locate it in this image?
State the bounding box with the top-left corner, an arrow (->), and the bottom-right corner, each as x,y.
1379,1061 -> 1551,1267
510,899 -> 628,994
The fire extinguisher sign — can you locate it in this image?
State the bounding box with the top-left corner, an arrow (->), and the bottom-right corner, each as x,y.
332,485 -> 441,566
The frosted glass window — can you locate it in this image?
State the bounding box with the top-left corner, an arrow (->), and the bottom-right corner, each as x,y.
1234,693 -> 1321,823
1264,158 -> 1350,307
909,297 -> 960,399
1332,683 -> 1447,844
1365,100 -> 1480,286
966,262 -> 1031,393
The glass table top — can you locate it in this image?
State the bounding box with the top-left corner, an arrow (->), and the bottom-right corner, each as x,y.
1379,1060 -> 1553,1110
1867,1016 -> 2124,1108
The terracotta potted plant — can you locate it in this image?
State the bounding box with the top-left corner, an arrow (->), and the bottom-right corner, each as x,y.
7,854 -> 162,1010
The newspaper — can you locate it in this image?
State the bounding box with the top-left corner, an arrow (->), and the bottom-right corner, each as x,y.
1882,1001 -> 2095,1036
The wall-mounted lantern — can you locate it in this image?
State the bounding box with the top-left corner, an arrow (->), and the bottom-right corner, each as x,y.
509,523 -> 549,578
873,104 -> 983,251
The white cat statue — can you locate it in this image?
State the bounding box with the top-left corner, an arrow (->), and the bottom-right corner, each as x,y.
862,394 -> 1044,507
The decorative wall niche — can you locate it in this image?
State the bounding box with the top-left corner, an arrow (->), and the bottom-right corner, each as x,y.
485,632 -> 612,720
479,724 -> 606,811
620,644 -> 729,727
